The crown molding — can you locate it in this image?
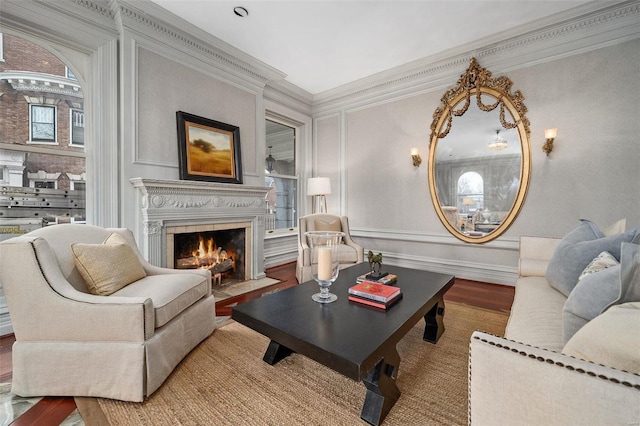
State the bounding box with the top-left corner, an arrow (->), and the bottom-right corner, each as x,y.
114,0 -> 286,89
0,0 -> 117,52
264,80 -> 313,116
312,0 -> 640,114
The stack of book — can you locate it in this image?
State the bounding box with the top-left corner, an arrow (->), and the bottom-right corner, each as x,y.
355,272 -> 397,285
348,280 -> 402,310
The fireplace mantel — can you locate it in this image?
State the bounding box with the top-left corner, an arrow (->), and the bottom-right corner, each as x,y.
130,178 -> 270,280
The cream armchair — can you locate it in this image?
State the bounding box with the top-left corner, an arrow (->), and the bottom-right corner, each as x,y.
296,214 -> 364,283
0,224 -> 215,402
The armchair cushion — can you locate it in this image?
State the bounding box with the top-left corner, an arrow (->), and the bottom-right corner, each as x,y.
113,272 -> 209,328
71,233 -> 146,296
314,218 -> 342,233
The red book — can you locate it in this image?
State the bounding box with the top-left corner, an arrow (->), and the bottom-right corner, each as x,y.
348,281 -> 401,303
348,292 -> 403,310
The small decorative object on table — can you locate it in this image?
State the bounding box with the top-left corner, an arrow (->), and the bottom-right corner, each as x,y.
356,273 -> 397,285
366,250 -> 388,280
306,231 -> 345,303
348,280 -> 403,310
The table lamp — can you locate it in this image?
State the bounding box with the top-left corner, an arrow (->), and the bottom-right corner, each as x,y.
307,177 -> 331,213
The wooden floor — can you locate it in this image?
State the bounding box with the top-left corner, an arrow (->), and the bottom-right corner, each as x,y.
1,262 -> 514,425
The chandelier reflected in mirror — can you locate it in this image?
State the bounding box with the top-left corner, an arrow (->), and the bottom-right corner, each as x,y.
488,130 -> 508,151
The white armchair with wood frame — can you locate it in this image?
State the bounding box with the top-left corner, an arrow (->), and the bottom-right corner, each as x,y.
296,213 -> 364,283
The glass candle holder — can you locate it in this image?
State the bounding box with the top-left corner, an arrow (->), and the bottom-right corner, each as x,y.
305,231 -> 344,303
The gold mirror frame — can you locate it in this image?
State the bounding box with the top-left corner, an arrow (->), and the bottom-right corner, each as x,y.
428,58 -> 531,244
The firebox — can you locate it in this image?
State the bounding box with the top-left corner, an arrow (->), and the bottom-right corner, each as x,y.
169,225 -> 249,287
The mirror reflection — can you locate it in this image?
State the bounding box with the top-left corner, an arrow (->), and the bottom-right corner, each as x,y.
434,99 -> 521,236
428,58 -> 531,244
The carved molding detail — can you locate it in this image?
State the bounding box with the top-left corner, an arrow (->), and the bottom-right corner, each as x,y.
313,1 -> 639,109
429,57 -> 530,147
144,220 -> 162,235
112,1 -> 278,85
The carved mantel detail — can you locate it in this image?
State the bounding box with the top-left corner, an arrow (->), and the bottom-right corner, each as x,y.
130,178 -> 271,279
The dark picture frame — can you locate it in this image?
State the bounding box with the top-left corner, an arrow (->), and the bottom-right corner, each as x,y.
176,111 -> 243,184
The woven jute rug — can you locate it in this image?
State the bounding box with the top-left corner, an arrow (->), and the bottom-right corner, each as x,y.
76,302 -> 508,425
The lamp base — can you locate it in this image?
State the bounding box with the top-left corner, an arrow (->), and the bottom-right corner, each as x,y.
312,195 -> 328,214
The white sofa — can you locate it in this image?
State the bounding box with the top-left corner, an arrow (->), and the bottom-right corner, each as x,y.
469,236 -> 640,424
0,224 -> 216,402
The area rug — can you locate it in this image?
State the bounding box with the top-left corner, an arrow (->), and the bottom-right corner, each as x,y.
76,302 -> 508,425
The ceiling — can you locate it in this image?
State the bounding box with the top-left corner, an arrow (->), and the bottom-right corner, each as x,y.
150,0 -> 590,95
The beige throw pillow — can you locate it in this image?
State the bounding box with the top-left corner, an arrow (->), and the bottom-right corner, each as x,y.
314,219 -> 342,232
71,232 -> 146,296
563,302 -> 640,374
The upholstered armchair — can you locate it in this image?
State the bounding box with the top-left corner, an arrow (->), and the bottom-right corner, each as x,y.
0,224 -> 215,402
296,214 -> 364,283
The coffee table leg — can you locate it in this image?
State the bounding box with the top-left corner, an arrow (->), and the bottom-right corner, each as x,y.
360,347 -> 401,426
263,340 -> 294,365
423,298 -> 445,343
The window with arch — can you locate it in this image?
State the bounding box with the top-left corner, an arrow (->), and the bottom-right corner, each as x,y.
0,32 -> 86,224
457,171 -> 484,214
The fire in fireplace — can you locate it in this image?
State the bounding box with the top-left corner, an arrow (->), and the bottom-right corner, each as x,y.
174,228 -> 246,286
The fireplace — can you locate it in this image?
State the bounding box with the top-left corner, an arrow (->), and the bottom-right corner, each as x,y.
167,222 -> 250,286
130,178 -> 270,282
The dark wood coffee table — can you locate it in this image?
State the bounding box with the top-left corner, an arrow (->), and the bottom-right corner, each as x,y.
231,263 -> 454,425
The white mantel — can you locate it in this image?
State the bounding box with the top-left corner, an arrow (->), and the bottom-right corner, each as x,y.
130,178 -> 270,280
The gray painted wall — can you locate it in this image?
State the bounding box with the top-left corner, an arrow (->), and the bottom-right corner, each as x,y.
316,40 -> 640,284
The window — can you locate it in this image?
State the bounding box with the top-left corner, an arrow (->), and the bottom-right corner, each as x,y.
265,119 -> 297,231
70,109 -> 84,146
457,171 -> 484,214
30,105 -> 56,143
34,180 -> 56,189
65,66 -> 77,80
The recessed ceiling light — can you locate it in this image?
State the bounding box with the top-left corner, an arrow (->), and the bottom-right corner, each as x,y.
234,7 -> 248,17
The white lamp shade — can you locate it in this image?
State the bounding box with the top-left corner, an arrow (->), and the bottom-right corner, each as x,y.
307,177 -> 332,196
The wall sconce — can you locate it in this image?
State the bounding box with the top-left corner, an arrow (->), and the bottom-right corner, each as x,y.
307,177 -> 332,213
543,128 -> 557,156
411,148 -> 422,167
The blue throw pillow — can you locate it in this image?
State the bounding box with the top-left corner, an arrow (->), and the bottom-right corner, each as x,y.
604,242 -> 640,311
562,264 -> 620,343
546,220 -> 640,297
562,242 -> 640,343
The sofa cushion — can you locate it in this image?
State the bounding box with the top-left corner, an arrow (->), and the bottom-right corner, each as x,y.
113,272 -> 209,328
71,233 -> 147,296
563,302 -> 640,374
562,264 -> 620,343
562,242 -> 640,342
605,242 -> 640,311
546,220 -> 639,297
505,276 -> 566,352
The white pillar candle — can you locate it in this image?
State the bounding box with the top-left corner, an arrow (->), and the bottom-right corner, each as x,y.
317,247 -> 332,281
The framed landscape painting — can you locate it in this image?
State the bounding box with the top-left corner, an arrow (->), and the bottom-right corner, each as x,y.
176,111 -> 243,184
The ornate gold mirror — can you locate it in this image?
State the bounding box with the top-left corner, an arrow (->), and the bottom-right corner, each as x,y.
428,58 -> 531,243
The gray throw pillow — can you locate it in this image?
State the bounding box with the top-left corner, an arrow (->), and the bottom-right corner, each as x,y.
604,242 -> 640,311
562,242 -> 640,343
546,220 -> 640,297
562,265 -> 620,343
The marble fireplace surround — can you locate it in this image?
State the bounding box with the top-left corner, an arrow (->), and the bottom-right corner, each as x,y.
130,178 -> 270,280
